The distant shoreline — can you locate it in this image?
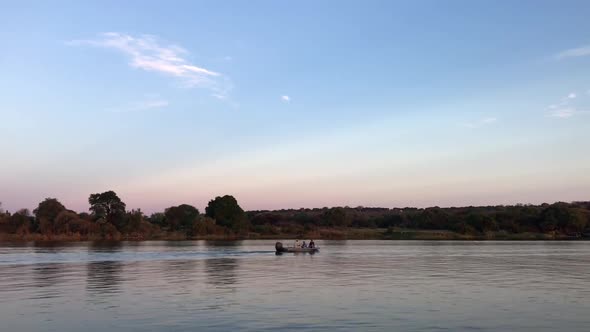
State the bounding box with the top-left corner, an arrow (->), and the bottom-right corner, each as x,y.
3,195 -> 589,243
1,228 -> 588,242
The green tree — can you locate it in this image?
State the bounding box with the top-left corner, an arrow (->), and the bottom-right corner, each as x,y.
193,216 -> 217,236
567,209 -> 588,232
164,204 -> 199,232
465,213 -> 498,233
541,203 -> 588,233
148,212 -> 166,227
0,210 -> 8,233
88,191 -> 126,229
7,209 -> 32,234
322,207 -> 350,227
205,195 -> 247,231
540,203 -> 569,233
53,210 -> 79,234
67,215 -> 99,236
124,209 -> 144,233
33,198 -> 66,234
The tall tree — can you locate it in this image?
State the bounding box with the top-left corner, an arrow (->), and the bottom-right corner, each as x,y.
33,198 -> 66,234
7,209 -> 32,234
164,204 -> 199,232
88,191 -> 126,230
53,210 -> 79,234
125,209 -> 144,233
205,195 -> 246,230
34,198 -> 66,221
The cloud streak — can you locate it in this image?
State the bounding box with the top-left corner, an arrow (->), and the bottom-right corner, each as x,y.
69,32 -> 231,98
547,92 -> 589,119
554,45 -> 590,60
548,108 -> 576,118
548,108 -> 589,119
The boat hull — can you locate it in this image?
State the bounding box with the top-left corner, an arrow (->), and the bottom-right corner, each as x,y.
281,247 -> 319,253
275,241 -> 319,253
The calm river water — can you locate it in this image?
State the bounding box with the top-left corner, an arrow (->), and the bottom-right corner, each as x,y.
0,240 -> 589,331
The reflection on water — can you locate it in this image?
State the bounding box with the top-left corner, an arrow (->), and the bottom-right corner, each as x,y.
88,240 -> 124,252
0,240 -> 589,331
163,259 -> 199,277
205,240 -> 244,247
205,258 -> 239,287
86,261 -> 123,298
33,264 -> 65,300
85,241 -> 124,303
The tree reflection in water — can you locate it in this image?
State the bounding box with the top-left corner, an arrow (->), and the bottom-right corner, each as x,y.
32,263 -> 65,302
86,242 -> 123,303
204,240 -> 241,288
205,258 -> 239,287
32,243 -> 67,302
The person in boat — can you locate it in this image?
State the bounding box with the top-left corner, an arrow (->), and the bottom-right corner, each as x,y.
301,241 -> 307,248
295,239 -> 301,248
309,239 -> 315,248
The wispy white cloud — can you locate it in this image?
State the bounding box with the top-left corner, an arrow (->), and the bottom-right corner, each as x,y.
548,108 -> 590,119
107,98 -> 169,113
281,95 -> 290,102
68,32 -> 231,98
554,45 -> 590,60
459,117 -> 497,129
546,91 -> 589,119
548,92 -> 578,109
549,108 -> 576,118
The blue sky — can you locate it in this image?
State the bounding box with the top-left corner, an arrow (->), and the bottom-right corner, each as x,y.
1,0 -> 589,213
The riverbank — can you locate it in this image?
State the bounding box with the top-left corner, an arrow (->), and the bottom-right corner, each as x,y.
250,228 -> 586,240
1,228 -> 587,242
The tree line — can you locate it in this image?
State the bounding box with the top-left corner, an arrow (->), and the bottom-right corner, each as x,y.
0,191 -> 247,240
248,202 -> 590,238
1,192 -> 589,240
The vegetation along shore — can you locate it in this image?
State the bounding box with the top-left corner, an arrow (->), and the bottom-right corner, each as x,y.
1,191 -> 589,241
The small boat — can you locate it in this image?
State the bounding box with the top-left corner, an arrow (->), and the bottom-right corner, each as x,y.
275,242 -> 319,253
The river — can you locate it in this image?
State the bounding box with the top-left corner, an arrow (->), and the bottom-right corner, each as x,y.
0,240 -> 589,331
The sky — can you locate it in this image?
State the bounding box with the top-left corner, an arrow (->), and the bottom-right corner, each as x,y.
1,0 -> 590,213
